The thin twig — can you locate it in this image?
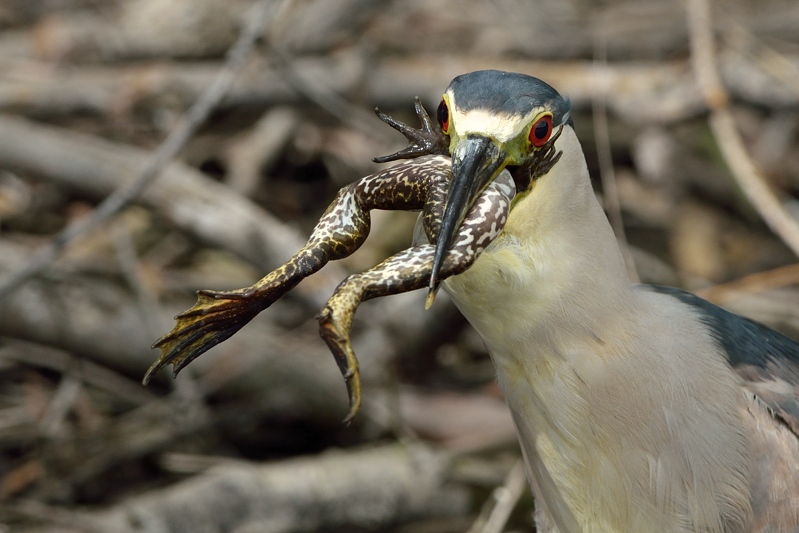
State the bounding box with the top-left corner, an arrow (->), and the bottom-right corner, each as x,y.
0,339 -> 156,406
0,0 -> 286,302
467,459 -> 528,533
696,263 -> 799,304
37,360 -> 83,439
112,218 -> 165,340
272,49 -> 395,143
592,14 -> 639,282
723,23 -> 799,99
686,0 -> 799,258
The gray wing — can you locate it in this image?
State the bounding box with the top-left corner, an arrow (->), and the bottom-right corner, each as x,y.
648,285 -> 799,437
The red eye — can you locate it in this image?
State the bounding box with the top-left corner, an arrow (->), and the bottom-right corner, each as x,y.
437,99 -> 450,134
529,115 -> 552,147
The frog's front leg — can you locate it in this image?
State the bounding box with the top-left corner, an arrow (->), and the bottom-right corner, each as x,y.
144,156 -> 453,385
317,170 -> 516,422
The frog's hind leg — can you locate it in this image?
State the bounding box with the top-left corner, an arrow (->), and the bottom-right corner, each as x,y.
318,170 -> 515,422
318,245 -> 437,423
146,157 -> 452,385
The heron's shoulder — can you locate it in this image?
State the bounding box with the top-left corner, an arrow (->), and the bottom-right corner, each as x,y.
643,284 -> 799,435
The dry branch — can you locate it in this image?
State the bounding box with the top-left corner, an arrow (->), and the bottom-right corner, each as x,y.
0,114 -> 343,305
467,460 -> 527,533
35,395 -> 215,501
0,339 -> 155,407
226,107 -> 300,195
32,0 -> 240,62
697,264 -> 799,304
686,0 -> 799,258
592,29 -> 638,282
4,52 -> 799,124
395,387 -> 516,453
93,444 -> 468,533
0,0 -> 286,302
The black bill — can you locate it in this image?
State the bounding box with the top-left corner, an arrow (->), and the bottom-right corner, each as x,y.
429,134 -> 506,293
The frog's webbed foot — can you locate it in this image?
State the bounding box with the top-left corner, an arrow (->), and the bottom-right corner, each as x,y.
318,170 -> 516,422
146,157 -> 453,386
373,97 -> 450,163
145,261 -> 309,385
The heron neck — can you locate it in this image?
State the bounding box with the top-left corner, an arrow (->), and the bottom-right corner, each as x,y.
443,126 -> 632,356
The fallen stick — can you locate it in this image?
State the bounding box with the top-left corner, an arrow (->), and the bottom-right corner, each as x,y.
686,0 -> 799,258
93,444 -> 468,533
0,0 -> 288,302
4,53 -> 799,123
0,114 -> 344,306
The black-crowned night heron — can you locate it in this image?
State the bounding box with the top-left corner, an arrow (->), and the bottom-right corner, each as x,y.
148,70 -> 799,532
429,70 -> 799,533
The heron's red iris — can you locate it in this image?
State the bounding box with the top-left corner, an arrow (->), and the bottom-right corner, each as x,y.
437,99 -> 450,134
529,115 -> 552,147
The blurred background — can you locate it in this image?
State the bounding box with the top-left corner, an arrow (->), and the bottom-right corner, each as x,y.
1,0 -> 798,531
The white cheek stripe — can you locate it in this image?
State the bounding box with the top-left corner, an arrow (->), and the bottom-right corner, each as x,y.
445,88 -> 547,143
451,109 -> 527,143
